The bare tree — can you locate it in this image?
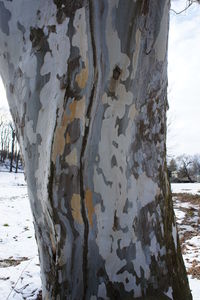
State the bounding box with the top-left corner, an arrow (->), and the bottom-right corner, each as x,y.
0,116 -> 11,162
191,154 -> 200,175
177,155 -> 194,182
0,1 -> 191,299
15,147 -> 21,173
9,122 -> 16,172
0,115 -> 21,171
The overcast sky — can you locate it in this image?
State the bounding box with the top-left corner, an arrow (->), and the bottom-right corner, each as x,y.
0,0 -> 199,157
168,0 -> 200,156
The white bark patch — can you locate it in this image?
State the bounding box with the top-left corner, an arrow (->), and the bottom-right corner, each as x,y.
131,29 -> 141,80
55,224 -> 61,244
72,7 -> 88,63
97,282 -> 109,299
65,148 -> 78,166
132,277 -> 142,298
116,271 -> 136,292
149,236 -> 161,260
134,241 -> 150,279
41,19 -> 70,78
102,84 -> 132,119
135,173 -> 160,208
172,224 -> 178,250
128,103 -> 138,121
26,120 -> 37,144
164,287 -> 173,300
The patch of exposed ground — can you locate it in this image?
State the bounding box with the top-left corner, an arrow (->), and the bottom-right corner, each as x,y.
173,192 -> 200,281
0,257 -> 28,268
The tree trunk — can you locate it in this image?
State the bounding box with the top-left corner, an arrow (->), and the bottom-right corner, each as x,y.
15,150 -> 20,173
0,1 -> 192,299
10,128 -> 15,172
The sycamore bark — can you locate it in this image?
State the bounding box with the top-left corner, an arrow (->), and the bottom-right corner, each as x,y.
0,1 -> 192,299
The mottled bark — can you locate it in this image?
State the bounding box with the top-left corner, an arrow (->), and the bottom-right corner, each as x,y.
0,1 -> 192,299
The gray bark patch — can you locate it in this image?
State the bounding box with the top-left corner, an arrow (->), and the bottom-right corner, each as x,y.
0,2 -> 11,35
53,0 -> 85,24
67,119 -> 81,144
116,240 -> 136,261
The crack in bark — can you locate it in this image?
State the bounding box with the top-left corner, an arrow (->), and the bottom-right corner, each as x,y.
46,107 -> 60,298
80,1 -> 98,299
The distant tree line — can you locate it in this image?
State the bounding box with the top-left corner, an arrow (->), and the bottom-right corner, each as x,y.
168,154 -> 200,183
0,115 -> 22,173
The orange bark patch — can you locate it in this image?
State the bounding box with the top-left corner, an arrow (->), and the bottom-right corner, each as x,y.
66,132 -> 71,144
85,189 -> 94,227
71,194 -> 83,224
52,112 -> 69,162
76,60 -> 88,89
69,97 -> 85,122
52,97 -> 85,162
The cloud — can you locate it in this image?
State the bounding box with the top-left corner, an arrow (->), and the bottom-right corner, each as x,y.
167,0 -> 200,156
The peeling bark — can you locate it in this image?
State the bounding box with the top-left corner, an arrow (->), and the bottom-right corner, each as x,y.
0,1 -> 192,299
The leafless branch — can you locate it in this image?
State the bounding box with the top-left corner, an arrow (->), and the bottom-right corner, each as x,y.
170,0 -> 199,15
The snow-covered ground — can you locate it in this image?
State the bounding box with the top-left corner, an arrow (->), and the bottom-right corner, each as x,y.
172,183 -> 200,300
0,171 -> 199,299
0,170 -> 41,299
171,182 -> 200,195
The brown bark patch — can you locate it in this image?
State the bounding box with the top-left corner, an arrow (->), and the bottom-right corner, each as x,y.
112,65 -> 121,80
141,0 -> 150,15
112,210 -> 120,231
85,189 -> 94,227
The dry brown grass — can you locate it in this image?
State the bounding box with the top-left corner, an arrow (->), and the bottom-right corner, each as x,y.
172,193 -> 200,205
188,262 -> 200,280
0,257 -> 28,268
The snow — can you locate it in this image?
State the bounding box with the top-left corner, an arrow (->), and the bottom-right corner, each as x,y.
0,170 -> 41,299
171,182 -> 200,195
188,276 -> 200,300
174,209 -> 186,222
0,171 -> 199,299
